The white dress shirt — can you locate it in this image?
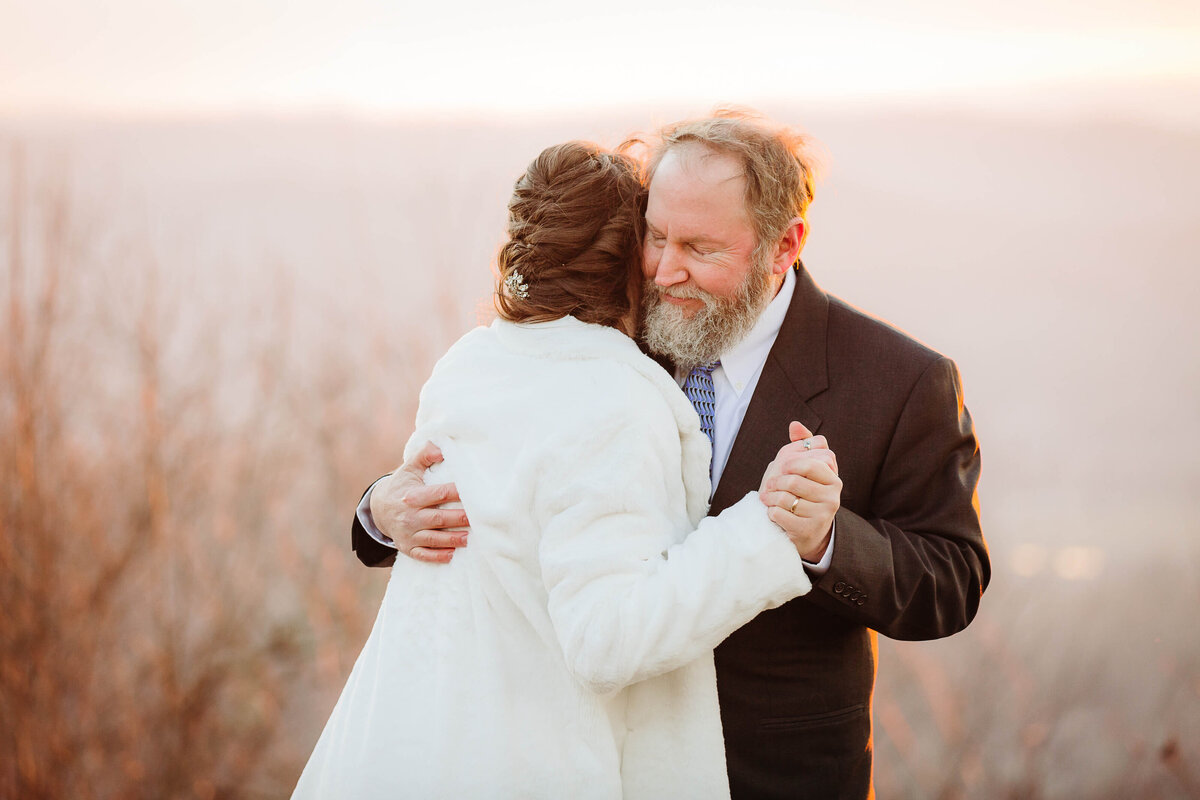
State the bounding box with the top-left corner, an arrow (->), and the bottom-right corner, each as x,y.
696,268 -> 794,491
670,268 -> 834,574
359,267 -> 834,573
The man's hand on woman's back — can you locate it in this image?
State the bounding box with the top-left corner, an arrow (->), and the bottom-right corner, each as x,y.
370,441 -> 470,564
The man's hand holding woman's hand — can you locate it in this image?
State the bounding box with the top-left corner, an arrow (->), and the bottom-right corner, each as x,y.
759,422 -> 842,563
369,442 -> 469,564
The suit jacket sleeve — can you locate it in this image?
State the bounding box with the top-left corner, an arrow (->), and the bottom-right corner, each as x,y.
808,356 -> 989,640
536,407 -> 811,695
351,479 -> 398,568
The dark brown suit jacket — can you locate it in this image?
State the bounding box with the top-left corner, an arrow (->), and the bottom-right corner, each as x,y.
708,265 -> 988,799
350,264 -> 989,799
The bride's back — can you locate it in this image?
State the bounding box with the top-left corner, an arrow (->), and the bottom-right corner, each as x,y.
316,314 -> 704,799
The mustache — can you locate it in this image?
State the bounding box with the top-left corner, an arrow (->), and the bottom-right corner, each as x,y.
646,281 -> 715,303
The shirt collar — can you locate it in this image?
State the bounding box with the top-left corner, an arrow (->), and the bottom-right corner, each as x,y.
718,267 -> 795,397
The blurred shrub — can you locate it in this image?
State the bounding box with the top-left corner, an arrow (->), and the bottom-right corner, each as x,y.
0,146 -> 436,799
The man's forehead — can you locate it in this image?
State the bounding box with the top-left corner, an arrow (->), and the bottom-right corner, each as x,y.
646,143 -> 750,232
657,142 -> 744,187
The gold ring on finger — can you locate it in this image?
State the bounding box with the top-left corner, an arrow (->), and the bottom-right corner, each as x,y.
789,497 -> 800,515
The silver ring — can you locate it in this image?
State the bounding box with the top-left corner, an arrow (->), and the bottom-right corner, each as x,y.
803,438 -> 813,450
789,497 -> 800,515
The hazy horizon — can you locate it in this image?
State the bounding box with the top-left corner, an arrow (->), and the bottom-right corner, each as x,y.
5,101 -> 1197,563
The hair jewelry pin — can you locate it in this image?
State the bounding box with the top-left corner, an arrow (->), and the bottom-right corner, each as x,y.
505,270 -> 530,300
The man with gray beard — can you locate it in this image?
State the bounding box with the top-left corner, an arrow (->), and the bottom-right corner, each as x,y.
353,111 -> 989,799
639,240 -> 775,371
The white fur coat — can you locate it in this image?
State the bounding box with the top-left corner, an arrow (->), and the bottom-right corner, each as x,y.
292,317 -> 811,799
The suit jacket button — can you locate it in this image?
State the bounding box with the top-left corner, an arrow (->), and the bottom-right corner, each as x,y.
833,581 -> 846,594
857,596 -> 866,606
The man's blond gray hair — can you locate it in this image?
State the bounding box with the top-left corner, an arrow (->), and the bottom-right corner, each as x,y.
645,109 -> 818,265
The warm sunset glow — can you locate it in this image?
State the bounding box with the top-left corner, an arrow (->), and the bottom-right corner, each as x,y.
2,1 -> 1200,119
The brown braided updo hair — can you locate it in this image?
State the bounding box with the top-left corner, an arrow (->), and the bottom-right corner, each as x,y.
495,141 -> 645,330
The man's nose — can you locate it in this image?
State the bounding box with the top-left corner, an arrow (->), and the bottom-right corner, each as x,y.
653,245 -> 688,287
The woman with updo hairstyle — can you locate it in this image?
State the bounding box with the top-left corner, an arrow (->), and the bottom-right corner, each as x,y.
294,142 -> 812,800
494,141 -> 645,334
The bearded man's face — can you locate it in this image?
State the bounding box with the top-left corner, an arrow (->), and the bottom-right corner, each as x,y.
639,255 -> 773,369
639,143 -> 776,368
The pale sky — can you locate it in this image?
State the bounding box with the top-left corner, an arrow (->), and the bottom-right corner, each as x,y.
2,0 -> 1199,118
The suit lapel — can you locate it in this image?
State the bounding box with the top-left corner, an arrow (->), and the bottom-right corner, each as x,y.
710,264 -> 831,514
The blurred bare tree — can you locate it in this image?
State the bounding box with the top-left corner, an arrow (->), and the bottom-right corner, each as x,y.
0,144 -> 438,799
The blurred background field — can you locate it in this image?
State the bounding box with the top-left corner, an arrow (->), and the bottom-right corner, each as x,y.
3,2 -> 1200,797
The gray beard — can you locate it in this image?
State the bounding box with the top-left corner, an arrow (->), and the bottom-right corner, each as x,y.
639,259 -> 774,371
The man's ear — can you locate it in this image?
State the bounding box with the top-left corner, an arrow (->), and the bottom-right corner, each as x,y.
770,217 -> 806,275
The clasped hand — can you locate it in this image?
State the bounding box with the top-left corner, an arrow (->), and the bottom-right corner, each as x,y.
757,421 -> 841,563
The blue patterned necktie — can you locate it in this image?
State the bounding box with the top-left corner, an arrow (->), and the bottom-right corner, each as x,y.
683,361 -> 719,477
